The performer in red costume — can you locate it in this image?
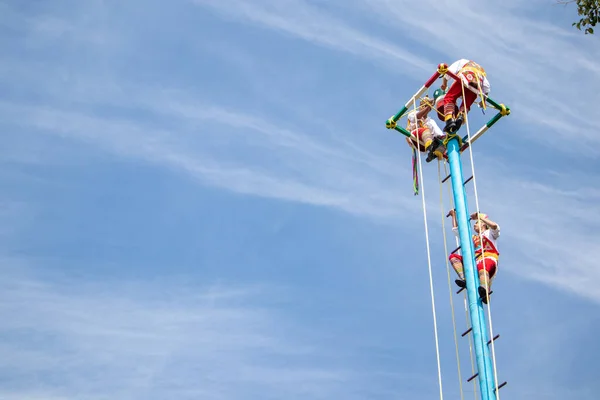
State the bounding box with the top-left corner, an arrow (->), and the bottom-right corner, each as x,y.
440,59 -> 490,134
404,95 -> 445,155
447,209 -> 500,304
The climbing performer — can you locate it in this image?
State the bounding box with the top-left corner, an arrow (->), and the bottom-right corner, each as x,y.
446,209 -> 500,304
404,95 -> 446,161
440,59 -> 490,134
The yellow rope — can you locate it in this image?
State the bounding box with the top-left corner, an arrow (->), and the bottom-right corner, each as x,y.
443,133 -> 463,148
473,72 -> 487,111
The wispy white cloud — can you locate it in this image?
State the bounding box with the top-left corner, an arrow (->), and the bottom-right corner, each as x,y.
1,2 -> 600,399
185,0 -> 600,304
0,263 -> 433,400
0,200 -> 37,248
192,0 -> 600,153
356,0 -> 600,150
7,88 -> 600,307
0,99 -> 418,221
191,0 -> 432,76
447,155 -> 600,303
3,0 -> 600,306
495,295 -> 599,400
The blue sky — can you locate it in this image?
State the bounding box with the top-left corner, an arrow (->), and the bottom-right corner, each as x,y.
1,0 -> 600,399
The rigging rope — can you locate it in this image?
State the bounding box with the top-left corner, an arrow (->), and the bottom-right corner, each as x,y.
412,96 -> 444,400
438,160 -> 464,400
460,81 -> 501,398
393,68 -> 506,400
443,161 -> 478,399
407,80 -> 503,399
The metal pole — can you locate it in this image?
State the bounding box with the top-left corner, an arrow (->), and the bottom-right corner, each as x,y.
446,135 -> 496,400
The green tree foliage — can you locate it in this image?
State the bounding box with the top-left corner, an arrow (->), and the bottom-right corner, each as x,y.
559,0 -> 599,34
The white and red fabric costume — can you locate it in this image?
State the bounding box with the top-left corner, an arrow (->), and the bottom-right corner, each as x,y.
405,110 -> 444,150
449,222 -> 500,276
443,59 -> 491,121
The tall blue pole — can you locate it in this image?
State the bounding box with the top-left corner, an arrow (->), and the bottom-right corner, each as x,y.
446,136 -> 496,400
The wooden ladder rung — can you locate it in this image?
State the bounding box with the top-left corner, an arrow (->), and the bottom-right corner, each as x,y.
488,334 -> 500,345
